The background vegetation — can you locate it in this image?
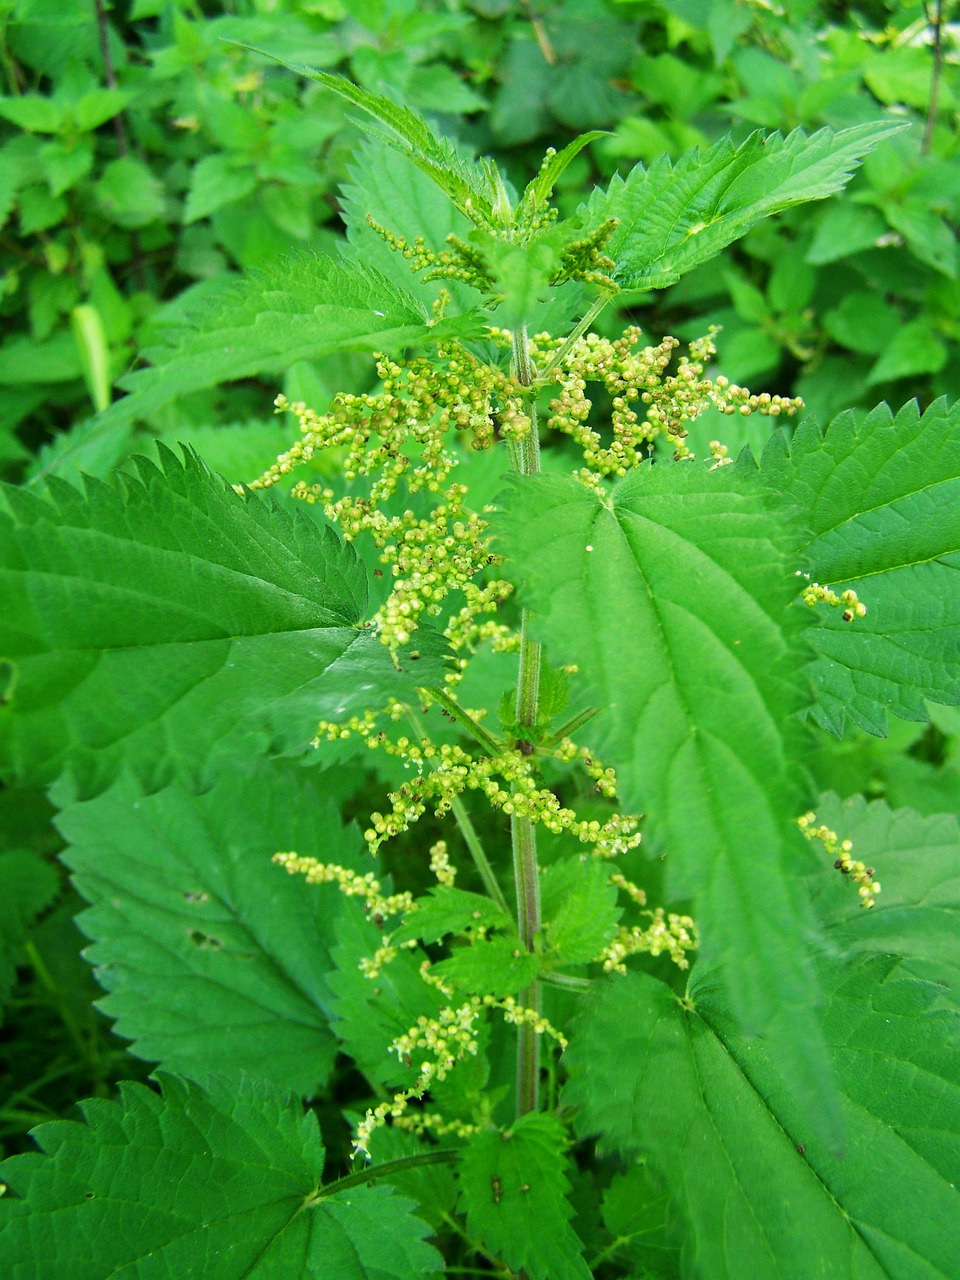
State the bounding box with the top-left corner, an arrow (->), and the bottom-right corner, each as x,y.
1,0 -> 958,1247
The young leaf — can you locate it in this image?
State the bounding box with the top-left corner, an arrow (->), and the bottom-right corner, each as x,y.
584,122 -> 905,292
431,935 -> 539,999
758,397 -> 960,734
0,446 -> 447,795
494,463 -> 838,1131
390,886 -> 511,946
805,792 -> 960,997
236,46 -> 495,226
96,254 -> 481,431
519,132 -> 609,218
0,1074 -> 442,1279
565,956 -> 960,1280
458,1113 -> 592,1280
540,856 -> 621,967
53,764 -> 365,1094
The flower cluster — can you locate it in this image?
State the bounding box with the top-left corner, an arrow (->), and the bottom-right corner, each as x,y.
600,908 -> 699,974
799,811 -> 881,907
534,326 -> 803,478
245,345 -> 518,653
271,853 -> 415,921
314,702 -> 642,862
353,992 -> 566,1159
797,574 -> 868,623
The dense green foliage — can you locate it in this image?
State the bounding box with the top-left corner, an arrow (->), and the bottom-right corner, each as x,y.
1,3 -> 959,1278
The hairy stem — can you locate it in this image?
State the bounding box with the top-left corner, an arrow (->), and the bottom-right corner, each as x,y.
423,684 -> 503,756
510,324 -> 543,1118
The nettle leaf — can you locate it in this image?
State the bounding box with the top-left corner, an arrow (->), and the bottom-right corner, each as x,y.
340,138 -> 479,315
0,850 -> 60,1010
806,792 -> 960,998
0,1074 -> 441,1279
431,935 -> 539,999
238,47 -> 495,226
97,254 -> 481,430
585,121 -> 903,292
565,957 -> 960,1280
458,1113 -> 591,1280
495,464 -> 838,1130
759,398 -> 960,734
540,856 -> 621,966
600,1162 -> 680,1280
54,764 -> 366,1094
0,447 -> 446,795
391,886 -> 510,946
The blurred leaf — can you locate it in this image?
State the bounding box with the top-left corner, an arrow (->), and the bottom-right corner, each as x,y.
183,154 -> 258,225
867,321 -> 947,385
95,158 -> 166,228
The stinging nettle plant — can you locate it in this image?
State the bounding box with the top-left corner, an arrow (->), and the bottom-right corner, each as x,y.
1,55 -> 959,1280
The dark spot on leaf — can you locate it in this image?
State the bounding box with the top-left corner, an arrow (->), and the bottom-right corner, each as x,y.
187,929 -> 222,950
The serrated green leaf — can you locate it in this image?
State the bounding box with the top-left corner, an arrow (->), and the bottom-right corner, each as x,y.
600,1163 -> 680,1280
0,849 -> 60,1010
458,1114 -> 591,1280
585,122 -> 904,291
758,398 -> 960,734
53,764 -> 366,1093
340,138 -> 478,315
97,254 -> 482,431
540,857 -> 620,966
494,463 -> 839,1135
519,132 -> 609,218
0,446 -> 447,794
234,46 -> 495,226
391,886 -> 510,946
0,1074 -> 442,1279
805,793 -> 960,997
431,935 -> 539,999
565,953 -> 960,1280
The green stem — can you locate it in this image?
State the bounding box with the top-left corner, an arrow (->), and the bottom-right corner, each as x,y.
921,0 -> 944,155
510,324 -> 543,1118
421,685 -> 503,756
404,705 -> 511,919
449,792 -> 513,921
538,290 -> 616,382
313,1148 -> 458,1199
542,704 -> 599,749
